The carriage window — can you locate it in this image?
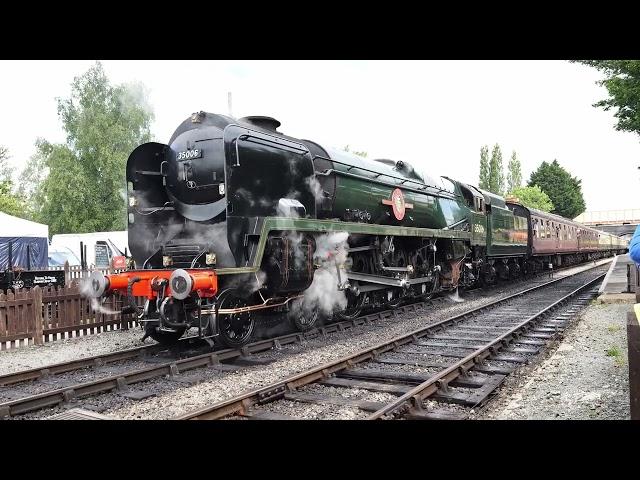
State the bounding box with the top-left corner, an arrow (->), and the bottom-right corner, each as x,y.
546,221 -> 551,238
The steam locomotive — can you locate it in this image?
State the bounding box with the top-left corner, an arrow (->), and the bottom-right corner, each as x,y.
87,112 -> 628,347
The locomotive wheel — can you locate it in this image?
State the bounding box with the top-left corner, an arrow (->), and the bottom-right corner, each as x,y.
217,291 -> 255,348
290,300 -> 320,331
142,299 -> 188,345
337,253 -> 370,320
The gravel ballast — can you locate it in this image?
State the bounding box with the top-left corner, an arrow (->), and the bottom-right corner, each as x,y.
0,259 -> 613,420
477,302 -> 631,420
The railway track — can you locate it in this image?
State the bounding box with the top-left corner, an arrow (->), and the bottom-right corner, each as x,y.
175,265 -> 606,420
0,260 -> 610,419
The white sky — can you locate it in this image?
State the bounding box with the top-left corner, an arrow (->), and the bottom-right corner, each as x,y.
0,60 -> 638,213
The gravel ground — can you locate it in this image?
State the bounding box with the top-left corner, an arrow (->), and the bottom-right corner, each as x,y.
0,328 -> 147,376
476,302 -> 631,420
0,259 -> 611,420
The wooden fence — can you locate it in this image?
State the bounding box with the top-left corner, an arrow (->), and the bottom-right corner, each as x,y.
0,266 -> 142,350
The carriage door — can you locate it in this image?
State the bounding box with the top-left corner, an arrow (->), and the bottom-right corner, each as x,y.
577,229 -> 581,250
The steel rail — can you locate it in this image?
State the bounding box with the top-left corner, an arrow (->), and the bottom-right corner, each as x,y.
367,272 -> 605,419
175,263 -> 607,420
0,259 -> 611,418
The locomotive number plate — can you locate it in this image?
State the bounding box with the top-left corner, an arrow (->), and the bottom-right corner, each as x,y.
176,149 -> 202,161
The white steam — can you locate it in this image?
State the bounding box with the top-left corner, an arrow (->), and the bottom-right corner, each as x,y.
299,231 -> 350,316
78,277 -> 120,315
305,176 -> 324,203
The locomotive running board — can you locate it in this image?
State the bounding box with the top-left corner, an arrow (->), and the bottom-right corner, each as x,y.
346,271 -> 434,289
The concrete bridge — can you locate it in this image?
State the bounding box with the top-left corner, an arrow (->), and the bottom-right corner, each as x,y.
574,209 -> 640,240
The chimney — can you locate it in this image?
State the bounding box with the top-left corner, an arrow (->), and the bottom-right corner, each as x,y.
240,116 -> 282,133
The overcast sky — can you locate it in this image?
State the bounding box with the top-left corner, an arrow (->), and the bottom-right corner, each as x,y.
1,60 -> 638,213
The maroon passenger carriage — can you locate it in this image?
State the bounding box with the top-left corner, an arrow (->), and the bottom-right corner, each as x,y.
505,200 -> 627,272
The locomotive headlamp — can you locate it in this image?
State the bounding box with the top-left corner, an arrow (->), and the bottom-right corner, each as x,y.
219,184 -> 225,195
206,252 -> 217,265
129,196 -> 136,207
169,269 -> 193,300
163,255 -> 173,267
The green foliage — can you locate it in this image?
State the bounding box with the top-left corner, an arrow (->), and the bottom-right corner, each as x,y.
576,61 -> 640,138
506,150 -> 522,192
488,143 -> 504,195
0,146 -> 11,183
343,145 -> 368,157
20,62 -> 154,235
478,145 -> 489,190
16,139 -> 48,219
508,185 -> 554,212
0,146 -> 28,218
605,346 -> 621,357
527,160 -> 586,219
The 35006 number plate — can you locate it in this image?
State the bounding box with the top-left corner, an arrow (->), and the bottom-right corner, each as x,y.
176,149 -> 202,161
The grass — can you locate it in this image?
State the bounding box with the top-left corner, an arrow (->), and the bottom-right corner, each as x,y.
607,325 -> 621,333
606,346 -> 621,357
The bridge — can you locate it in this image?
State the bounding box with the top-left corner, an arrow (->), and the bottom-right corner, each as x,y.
574,209 -> 640,240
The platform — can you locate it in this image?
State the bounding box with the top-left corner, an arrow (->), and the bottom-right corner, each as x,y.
598,254 -> 638,303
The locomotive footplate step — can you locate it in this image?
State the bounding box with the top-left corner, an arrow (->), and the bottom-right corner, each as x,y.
119,390 -> 157,401
284,392 -> 384,412
320,377 -> 412,395
432,374 -> 506,407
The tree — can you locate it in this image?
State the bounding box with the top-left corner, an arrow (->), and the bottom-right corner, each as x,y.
576,61 -> 640,138
508,185 -> 554,212
17,139 -> 48,219
506,150 -> 522,193
478,145 -> 489,190
488,143 -> 504,195
0,146 -> 11,183
527,160 -> 586,219
343,145 -> 368,157
0,146 -> 27,218
20,62 -> 154,234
